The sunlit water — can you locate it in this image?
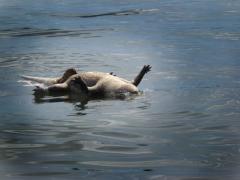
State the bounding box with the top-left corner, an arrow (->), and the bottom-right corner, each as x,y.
1,0 -> 240,179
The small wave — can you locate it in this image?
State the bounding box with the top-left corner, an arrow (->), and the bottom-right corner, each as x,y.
200,125 -> 230,131
16,172 -> 70,177
214,32 -> 240,41
80,140 -> 150,155
0,27 -> 112,38
80,159 -> 203,167
18,80 -> 45,87
92,131 -> 141,138
0,56 -> 20,68
0,90 -> 13,97
50,8 -> 159,18
0,143 -> 45,149
180,31 -> 240,41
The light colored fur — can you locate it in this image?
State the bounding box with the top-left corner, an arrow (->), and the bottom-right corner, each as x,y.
22,65 -> 151,97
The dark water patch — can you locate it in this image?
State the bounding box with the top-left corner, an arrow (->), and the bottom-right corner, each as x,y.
68,111 -> 87,116
39,141 -> 84,152
33,96 -> 71,104
201,125 -> 230,131
80,140 -> 150,154
143,168 -> 153,172
0,57 -> 19,64
92,131 -> 141,139
2,129 -> 47,136
159,176 -> 227,180
80,159 -> 204,168
137,143 -> 148,146
96,146 -> 137,152
38,160 -> 78,165
0,27 -> 113,38
0,143 -> 45,149
72,167 -> 80,170
153,111 -> 210,119
50,8 -> 159,18
17,171 -> 70,177
159,123 -> 185,129
176,111 -> 211,119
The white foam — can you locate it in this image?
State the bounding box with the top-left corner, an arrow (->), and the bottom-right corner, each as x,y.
18,80 -> 46,88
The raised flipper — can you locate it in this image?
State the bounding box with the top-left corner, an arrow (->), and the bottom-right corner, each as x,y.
132,65 -> 151,86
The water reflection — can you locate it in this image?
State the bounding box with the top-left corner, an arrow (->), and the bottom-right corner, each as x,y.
33,91 -> 134,107
34,94 -> 88,105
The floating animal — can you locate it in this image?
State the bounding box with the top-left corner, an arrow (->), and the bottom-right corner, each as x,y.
21,65 -> 151,97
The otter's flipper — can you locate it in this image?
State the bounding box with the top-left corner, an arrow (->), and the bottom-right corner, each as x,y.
21,75 -> 58,85
132,65 -> 151,86
21,68 -> 77,85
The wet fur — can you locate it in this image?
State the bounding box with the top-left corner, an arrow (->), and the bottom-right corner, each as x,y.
21,65 -> 151,97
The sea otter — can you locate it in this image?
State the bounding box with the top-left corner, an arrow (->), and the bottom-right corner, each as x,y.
21,65 -> 151,97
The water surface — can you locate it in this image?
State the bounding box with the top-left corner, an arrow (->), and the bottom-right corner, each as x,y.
0,0 -> 240,179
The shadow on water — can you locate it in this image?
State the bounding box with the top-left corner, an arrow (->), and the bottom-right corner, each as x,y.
33,91 -> 137,106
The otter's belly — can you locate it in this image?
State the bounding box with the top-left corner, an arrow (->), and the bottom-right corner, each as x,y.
100,77 -> 138,94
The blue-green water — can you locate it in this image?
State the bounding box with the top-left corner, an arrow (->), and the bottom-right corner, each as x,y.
1,0 -> 240,179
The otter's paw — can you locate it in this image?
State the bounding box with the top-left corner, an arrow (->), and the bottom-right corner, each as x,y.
144,65 -> 152,73
33,86 -> 47,97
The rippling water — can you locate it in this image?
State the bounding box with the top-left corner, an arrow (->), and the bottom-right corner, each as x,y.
1,0 -> 240,179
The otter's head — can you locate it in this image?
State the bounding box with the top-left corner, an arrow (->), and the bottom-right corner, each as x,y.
58,68 -> 77,83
